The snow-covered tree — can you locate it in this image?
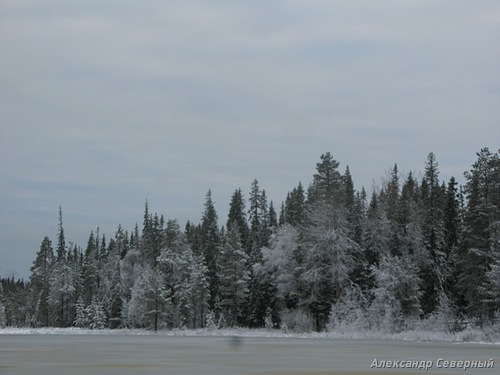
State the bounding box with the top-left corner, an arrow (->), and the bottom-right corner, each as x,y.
200,190 -> 221,311
82,231 -> 99,306
368,255 -> 422,332
49,257 -> 77,327
327,283 -> 368,332
29,236 -> 54,327
128,266 -> 169,331
219,226 -> 250,327
0,282 -> 6,328
88,297 -> 106,329
301,205 -> 360,330
189,254 -> 211,328
259,224 -> 301,310
458,148 -> 500,321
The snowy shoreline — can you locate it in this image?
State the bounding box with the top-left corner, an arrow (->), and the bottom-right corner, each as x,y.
1,327 -> 499,345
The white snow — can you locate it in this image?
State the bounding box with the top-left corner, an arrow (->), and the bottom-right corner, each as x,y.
1,326 -> 499,344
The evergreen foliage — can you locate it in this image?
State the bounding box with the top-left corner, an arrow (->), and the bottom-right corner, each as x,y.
3,147 -> 499,333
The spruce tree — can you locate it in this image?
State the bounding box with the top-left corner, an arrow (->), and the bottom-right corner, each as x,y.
227,188 -> 249,249
219,225 -> 250,327
200,190 -> 221,311
29,236 -> 54,326
459,148 -> 500,321
309,152 -> 342,206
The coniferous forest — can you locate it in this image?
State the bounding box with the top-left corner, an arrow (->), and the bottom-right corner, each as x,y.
1,148 -> 499,333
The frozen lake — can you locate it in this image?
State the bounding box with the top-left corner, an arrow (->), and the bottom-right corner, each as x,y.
0,334 -> 497,374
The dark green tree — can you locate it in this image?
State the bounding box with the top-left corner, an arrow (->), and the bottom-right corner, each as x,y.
200,190 -> 221,310
226,188 -> 249,250
29,236 -> 54,326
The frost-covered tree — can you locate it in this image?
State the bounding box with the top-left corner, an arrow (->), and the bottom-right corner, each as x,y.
200,190 -> 221,311
328,284 -> 368,332
485,258 -> 500,311
88,297 -> 106,329
82,231 -> 99,306
100,234 -> 123,328
259,224 -> 301,310
188,254 -> 211,328
458,148 -> 500,321
74,296 -> 88,328
0,282 -> 6,328
49,257 -> 77,327
219,226 -> 250,327
128,266 -> 169,331
301,205 -> 360,330
368,255 -> 422,332
363,192 -> 391,267
29,236 -> 54,327
419,152 -> 447,315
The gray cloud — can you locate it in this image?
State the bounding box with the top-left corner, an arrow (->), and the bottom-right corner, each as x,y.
1,0 -> 499,278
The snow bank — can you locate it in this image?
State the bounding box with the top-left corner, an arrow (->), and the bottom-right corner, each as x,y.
1,326 -> 499,344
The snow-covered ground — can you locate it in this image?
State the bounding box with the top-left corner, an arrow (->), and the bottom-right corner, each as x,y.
0,330 -> 498,375
1,326 -> 499,344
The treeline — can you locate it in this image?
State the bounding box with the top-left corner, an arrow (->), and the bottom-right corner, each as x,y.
1,148 -> 499,332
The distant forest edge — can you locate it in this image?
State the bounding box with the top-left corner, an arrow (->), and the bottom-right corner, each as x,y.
1,147 -> 499,334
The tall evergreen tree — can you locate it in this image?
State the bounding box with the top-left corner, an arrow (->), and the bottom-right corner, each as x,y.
200,190 -> 221,311
227,188 -> 249,250
29,236 -> 54,326
458,148 -> 500,321
219,226 -> 250,327
0,282 -> 6,328
284,182 -> 306,226
420,152 -> 446,315
308,152 -> 343,206
56,206 -> 66,261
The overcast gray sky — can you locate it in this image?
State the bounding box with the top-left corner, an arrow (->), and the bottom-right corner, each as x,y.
1,0 -> 499,279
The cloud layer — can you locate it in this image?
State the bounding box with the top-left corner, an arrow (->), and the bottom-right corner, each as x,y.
1,0 -> 499,278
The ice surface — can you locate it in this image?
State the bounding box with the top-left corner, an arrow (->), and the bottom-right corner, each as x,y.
0,329 -> 498,374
